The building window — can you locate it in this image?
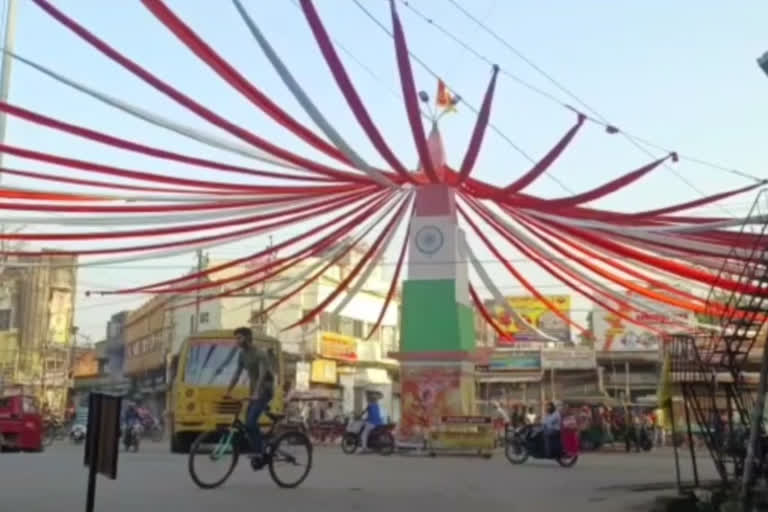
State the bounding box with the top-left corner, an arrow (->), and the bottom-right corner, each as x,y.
382,326 -> 397,354
353,319 -> 364,338
200,312 -> 210,324
319,312 -> 340,332
339,317 -> 354,337
0,309 -> 10,330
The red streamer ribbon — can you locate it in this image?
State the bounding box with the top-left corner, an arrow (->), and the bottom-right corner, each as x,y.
138,192 -> 395,296
140,0 -> 350,166
459,204 -> 590,337
469,283 -> 513,344
0,102 -> 333,183
285,194 -> 411,329
542,155 -> 672,207
299,0 -> 415,185
456,66 -> 499,185
390,0 -> 438,183
503,113 -> 586,193
32,0 -> 375,185
365,220 -> 411,340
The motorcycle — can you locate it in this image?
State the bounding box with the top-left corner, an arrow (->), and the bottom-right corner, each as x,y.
42,416 -> 67,447
69,424 -> 86,444
505,425 -> 579,468
625,425 -> 653,452
139,415 -> 164,442
123,422 -> 142,452
341,419 -> 396,455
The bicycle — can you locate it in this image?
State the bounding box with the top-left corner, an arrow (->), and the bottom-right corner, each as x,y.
188,400 -> 313,489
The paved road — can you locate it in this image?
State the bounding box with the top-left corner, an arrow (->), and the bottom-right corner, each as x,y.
2,442 -> 715,512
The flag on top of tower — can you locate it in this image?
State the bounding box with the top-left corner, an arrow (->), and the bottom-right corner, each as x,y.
436,79 -> 457,112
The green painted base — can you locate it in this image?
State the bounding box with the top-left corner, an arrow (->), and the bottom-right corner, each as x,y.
400,279 -> 476,353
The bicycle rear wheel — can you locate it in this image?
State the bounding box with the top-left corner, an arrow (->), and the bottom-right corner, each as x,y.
268,431 -> 313,489
188,429 -> 240,489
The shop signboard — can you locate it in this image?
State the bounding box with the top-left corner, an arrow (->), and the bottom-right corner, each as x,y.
487,295 -> 571,346
317,332 -> 357,362
593,287 -> 695,352
477,350 -> 541,372
541,349 -> 596,370
310,359 -> 337,384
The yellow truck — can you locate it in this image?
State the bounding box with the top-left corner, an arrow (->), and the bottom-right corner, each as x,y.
169,330 -> 284,453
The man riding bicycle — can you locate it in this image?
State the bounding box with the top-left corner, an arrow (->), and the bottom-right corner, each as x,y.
220,327 -> 275,465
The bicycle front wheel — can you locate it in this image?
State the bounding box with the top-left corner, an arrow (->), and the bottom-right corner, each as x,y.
268,431 -> 313,489
188,430 -> 240,489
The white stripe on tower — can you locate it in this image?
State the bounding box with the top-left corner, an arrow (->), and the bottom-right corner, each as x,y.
407,185 -> 469,305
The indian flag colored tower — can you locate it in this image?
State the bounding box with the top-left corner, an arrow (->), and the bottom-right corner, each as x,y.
395,127 -> 481,442
401,185 -> 474,353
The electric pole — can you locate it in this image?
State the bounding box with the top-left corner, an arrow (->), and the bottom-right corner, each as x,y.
0,0 -> 18,265
0,0 -> 16,172
252,237 -> 272,336
192,249 -> 204,334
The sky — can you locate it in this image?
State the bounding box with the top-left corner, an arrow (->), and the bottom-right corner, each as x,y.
2,0 -> 768,344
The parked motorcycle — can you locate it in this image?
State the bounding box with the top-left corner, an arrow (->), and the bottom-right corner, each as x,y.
505,425 -> 579,468
123,422 -> 142,452
69,423 -> 86,444
341,419 -> 395,455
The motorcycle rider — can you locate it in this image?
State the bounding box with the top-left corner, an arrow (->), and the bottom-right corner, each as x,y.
360,391 -> 383,453
221,327 -> 275,466
542,402 -> 561,457
123,401 -> 141,446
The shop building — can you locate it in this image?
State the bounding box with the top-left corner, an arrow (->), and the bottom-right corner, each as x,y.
475,348 -> 598,413
0,251 -> 77,412
123,295 -> 172,417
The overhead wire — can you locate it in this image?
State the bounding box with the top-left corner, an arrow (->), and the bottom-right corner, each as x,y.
435,0 -> 763,215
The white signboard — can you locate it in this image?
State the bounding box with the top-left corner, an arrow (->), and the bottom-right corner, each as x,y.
541,349 -> 596,369
593,287 -> 695,352
295,362 -> 310,392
